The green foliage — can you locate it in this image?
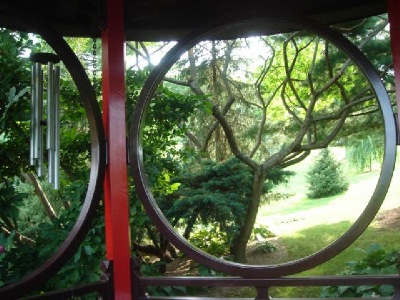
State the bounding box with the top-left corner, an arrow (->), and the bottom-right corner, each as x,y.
41,205 -> 105,291
0,176 -> 105,291
162,158 -> 291,256
190,226 -> 229,256
126,68 -> 202,268
0,30 -> 32,179
346,134 -> 383,172
253,241 -> 277,254
250,224 -> 276,242
320,243 -> 398,298
140,261 -> 187,296
0,179 -> 27,224
250,218 -> 277,257
162,158 -> 254,255
306,149 -> 349,199
0,232 -> 16,287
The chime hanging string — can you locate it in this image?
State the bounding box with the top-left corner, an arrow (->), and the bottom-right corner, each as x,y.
92,37 -> 97,88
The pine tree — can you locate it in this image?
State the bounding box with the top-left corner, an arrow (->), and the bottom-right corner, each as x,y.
306,149 -> 349,199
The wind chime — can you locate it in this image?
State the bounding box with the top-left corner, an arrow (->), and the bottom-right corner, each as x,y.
29,53 -> 61,189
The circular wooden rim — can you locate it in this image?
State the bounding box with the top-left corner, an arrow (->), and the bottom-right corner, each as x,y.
0,17 -> 106,298
129,11 -> 397,277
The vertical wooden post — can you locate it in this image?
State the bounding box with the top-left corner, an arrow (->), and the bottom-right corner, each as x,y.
388,0 -> 400,140
102,0 -> 132,298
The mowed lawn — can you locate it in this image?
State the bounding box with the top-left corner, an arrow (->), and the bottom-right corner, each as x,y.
253,149 -> 400,297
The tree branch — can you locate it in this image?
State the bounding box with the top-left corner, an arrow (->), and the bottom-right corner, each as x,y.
211,102 -> 258,170
279,150 -> 311,168
23,172 -> 58,222
1,226 -> 35,246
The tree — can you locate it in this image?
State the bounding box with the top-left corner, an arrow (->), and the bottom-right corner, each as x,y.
346,134 -> 383,172
306,149 -> 349,199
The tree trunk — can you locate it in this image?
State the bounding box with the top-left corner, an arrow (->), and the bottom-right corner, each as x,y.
23,172 -> 57,222
232,167 -> 266,263
183,213 -> 197,239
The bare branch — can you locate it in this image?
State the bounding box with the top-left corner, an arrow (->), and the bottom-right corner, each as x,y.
211,102 -> 258,170
249,104 -> 266,158
283,35 -> 308,111
315,19 -> 388,98
139,41 -> 153,65
301,106 -> 351,152
279,150 -> 311,168
23,172 -> 57,222
126,42 -> 150,67
188,48 -> 198,84
185,129 -> 203,152
281,81 -> 302,125
307,38 -> 320,96
203,97 -> 235,152
163,77 -> 191,87
1,226 -> 35,246
312,92 -> 375,122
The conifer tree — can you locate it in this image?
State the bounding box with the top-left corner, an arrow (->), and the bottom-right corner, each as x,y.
306,149 -> 349,199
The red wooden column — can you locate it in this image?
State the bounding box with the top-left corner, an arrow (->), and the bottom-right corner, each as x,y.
388,0 -> 400,138
102,0 -> 132,298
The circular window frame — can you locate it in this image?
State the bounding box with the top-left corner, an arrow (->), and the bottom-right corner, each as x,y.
129,11 -> 397,278
0,20 -> 106,298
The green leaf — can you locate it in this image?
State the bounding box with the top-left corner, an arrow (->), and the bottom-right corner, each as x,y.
338,285 -> 353,294
84,245 -> 93,256
203,100 -> 213,115
173,286 -> 186,294
379,285 -> 395,296
356,285 -> 373,294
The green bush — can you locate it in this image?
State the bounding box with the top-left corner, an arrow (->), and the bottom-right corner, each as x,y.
320,243 -> 398,298
306,149 -> 348,199
253,241 -> 277,254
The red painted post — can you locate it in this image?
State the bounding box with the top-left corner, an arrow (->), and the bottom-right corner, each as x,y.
388,0 -> 400,137
102,0 -> 132,298
102,27 -> 114,262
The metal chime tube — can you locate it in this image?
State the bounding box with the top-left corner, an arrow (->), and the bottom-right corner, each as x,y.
35,62 -> 44,177
30,64 -> 36,165
54,66 -> 60,190
47,61 -> 54,185
29,53 -> 61,189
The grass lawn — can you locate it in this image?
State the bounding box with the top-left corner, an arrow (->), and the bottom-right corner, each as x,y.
252,148 -> 400,297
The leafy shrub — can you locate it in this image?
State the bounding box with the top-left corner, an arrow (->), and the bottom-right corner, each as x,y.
190,226 -> 229,256
250,224 -> 276,242
320,243 -> 398,297
253,241 -> 277,254
306,149 -> 348,199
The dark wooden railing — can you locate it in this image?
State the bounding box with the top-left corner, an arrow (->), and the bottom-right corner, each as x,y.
20,271 -> 400,299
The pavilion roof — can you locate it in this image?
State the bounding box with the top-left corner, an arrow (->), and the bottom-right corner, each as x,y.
0,0 -> 387,40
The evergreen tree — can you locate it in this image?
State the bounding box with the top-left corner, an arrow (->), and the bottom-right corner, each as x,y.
306,149 -> 349,199
160,157 -> 293,256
